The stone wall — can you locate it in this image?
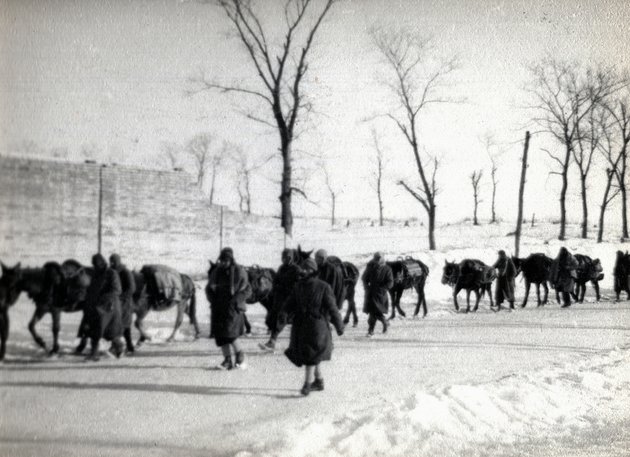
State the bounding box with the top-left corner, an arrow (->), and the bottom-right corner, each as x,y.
0,156 -> 284,274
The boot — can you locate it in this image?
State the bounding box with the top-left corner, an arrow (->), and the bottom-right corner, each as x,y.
234,351 -> 247,369
311,378 -> 324,392
382,320 -> 388,334
124,328 -> 135,354
509,301 -> 515,310
216,356 -> 233,370
300,382 -> 311,396
258,339 -> 276,351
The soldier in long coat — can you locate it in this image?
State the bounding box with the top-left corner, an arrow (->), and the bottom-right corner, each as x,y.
362,252 -> 394,336
260,248 -> 301,351
109,253 -> 136,353
550,247 -> 579,307
493,250 -> 517,310
85,253 -> 124,361
206,247 -> 252,370
284,258 -> 344,396
315,249 -> 345,309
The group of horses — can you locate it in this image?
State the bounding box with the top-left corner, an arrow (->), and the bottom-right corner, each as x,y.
0,248 -> 629,361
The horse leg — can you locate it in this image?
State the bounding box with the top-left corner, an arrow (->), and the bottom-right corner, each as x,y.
472,289 -> 481,312
28,308 -> 48,350
244,313 -> 252,334
465,289 -> 471,313
592,281 -> 600,302
487,284 -> 494,308
452,286 -> 461,312
542,283 -> 549,305
0,309 -> 8,361
522,280 -> 531,308
389,290 -> 397,320
50,309 -> 61,355
166,301 -> 185,342
535,283 -> 541,307
413,284 -> 423,317
134,308 -> 151,346
186,292 -> 200,339
397,295 -> 406,318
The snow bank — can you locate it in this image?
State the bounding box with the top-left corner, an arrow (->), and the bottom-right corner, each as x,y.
238,347 -> 630,457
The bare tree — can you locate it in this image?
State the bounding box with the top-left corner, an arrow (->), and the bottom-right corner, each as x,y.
372,28 -> 458,250
189,0 -> 338,237
515,131 -> 531,257
603,89 -> 630,240
231,146 -> 273,214
320,161 -> 342,227
526,59 -> 624,240
160,141 -> 182,170
186,133 -> 225,204
370,128 -> 387,226
480,132 -> 500,223
470,170 -> 483,225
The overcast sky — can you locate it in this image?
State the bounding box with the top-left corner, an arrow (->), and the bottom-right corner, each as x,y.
2,0 -> 630,227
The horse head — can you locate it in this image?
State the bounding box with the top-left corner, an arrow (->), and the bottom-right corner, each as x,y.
207,260 -> 217,277
296,245 -> 313,262
0,261 -> 23,308
62,266 -> 92,310
511,256 -> 523,277
441,260 -> 459,285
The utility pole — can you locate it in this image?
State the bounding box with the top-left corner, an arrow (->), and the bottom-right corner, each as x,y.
515,131 -> 530,257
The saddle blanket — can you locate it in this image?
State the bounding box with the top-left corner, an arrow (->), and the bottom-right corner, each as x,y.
144,264 -> 183,303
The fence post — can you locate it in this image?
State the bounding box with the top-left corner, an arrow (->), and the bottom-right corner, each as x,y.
219,205 -> 224,251
97,164 -> 104,254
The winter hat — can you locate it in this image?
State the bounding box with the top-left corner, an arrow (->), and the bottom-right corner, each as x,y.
92,253 -> 107,269
301,258 -> 318,273
109,253 -> 121,265
219,247 -> 234,262
315,249 -> 328,260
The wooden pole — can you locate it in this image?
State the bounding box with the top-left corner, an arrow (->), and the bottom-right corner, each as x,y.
97,165 -> 104,254
219,205 -> 224,251
515,131 -> 530,258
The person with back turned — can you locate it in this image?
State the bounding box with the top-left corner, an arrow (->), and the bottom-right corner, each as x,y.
85,253 -> 124,361
362,252 -> 393,336
314,249 -> 344,309
109,253 -> 136,353
283,258 -> 344,396
493,250 -> 517,310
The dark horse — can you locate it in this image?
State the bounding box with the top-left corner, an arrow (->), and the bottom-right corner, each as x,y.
244,264 -> 276,333
386,257 -> 430,319
571,254 -> 604,303
135,265 -> 199,343
614,250 -> 630,301
0,260 -> 82,359
512,253 -> 553,307
441,259 -> 496,313
328,256 -> 360,325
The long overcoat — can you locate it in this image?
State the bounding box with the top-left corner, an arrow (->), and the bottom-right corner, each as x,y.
284,276 -> 344,367
115,265 -> 136,329
85,267 -> 123,341
362,262 -> 394,315
493,256 -> 516,303
550,254 -> 579,293
318,260 -> 345,309
207,264 -> 252,340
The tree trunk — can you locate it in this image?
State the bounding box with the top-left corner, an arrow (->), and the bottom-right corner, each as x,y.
331,193 -> 336,227
428,203 -> 436,250
558,144 -> 570,241
279,138 -> 293,237
473,197 -> 479,225
620,151 -> 628,239
377,181 -> 384,227
580,174 -> 588,239
209,167 -> 217,205
515,131 -> 530,258
491,182 -> 497,223
597,169 -> 615,243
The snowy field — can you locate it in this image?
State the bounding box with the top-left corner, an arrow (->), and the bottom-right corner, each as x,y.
1,221 -> 629,457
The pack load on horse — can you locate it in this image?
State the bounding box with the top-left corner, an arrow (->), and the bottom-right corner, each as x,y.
137,264 -> 199,343
244,265 -> 276,311
572,254 -> 604,302
442,259 -> 496,313
386,256 -> 430,319
614,251 -> 630,301
512,253 -> 553,307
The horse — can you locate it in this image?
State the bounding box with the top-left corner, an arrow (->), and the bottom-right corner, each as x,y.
0,262 -> 24,360
245,265 -> 276,312
571,254 -> 604,303
613,250 -> 630,301
135,264 -> 199,344
441,259 -> 496,313
512,253 -> 553,307
386,256 -> 430,319
327,256 -> 360,325
0,260 -> 79,358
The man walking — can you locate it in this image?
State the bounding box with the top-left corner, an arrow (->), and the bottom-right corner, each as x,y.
315,249 -> 344,309
109,253 -> 136,353
362,252 -> 393,336
493,250 -> 517,310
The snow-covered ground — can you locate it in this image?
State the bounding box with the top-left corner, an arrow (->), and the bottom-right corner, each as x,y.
1,221 -> 629,456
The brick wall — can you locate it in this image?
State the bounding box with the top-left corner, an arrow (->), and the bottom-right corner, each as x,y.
0,156 -> 284,274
